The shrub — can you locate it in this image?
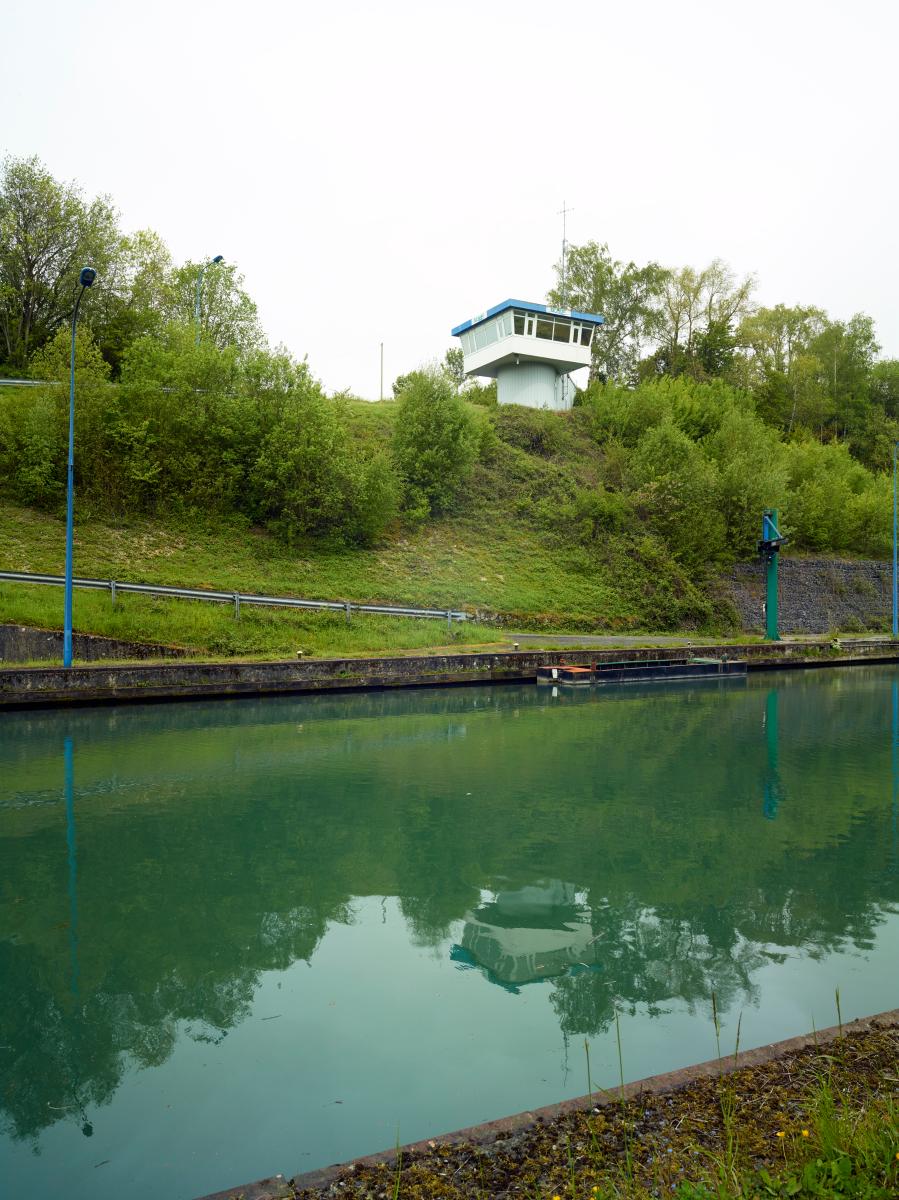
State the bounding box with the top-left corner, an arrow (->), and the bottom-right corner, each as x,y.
492,405 -> 564,457
392,368 -> 477,517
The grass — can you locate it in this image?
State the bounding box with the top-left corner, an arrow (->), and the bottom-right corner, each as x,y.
0,492 -> 728,657
0,581 -> 503,659
0,498 -> 715,629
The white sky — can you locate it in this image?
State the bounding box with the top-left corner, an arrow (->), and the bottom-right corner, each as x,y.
4,0 -> 898,396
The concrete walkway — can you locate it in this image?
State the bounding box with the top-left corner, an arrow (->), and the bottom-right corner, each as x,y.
505,631 -> 891,649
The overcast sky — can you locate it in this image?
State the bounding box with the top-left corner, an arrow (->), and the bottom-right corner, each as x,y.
4,0 -> 897,396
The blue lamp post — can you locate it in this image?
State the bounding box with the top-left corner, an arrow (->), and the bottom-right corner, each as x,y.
63,267 -> 97,669
194,255 -> 224,345
888,444 -> 892,638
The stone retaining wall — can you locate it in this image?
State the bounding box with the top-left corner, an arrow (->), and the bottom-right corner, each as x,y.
3,639 -> 898,709
727,558 -> 891,634
0,623 -> 189,664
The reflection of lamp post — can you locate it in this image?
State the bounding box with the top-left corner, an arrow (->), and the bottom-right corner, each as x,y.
195,254 -> 224,345
763,690 -> 783,820
63,267 -> 97,669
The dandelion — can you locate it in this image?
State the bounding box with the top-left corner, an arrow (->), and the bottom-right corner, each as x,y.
801,1129 -> 809,1138
776,1131 -> 785,1139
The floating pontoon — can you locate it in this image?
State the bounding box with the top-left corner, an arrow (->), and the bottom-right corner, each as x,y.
537,658 -> 747,686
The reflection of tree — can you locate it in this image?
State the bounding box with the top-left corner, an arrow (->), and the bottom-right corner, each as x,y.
2,672 -> 898,1141
548,900 -> 767,1037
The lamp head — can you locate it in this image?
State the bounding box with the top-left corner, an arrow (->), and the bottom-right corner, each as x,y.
79,266 -> 97,288
212,254 -> 224,264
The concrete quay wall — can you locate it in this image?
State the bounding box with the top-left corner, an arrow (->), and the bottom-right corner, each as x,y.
3,639 -> 898,710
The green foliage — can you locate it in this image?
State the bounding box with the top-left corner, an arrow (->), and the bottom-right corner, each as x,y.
442,346 -> 465,389
548,240 -> 669,383
392,368 -> 478,517
0,154 -> 120,369
704,409 -> 789,558
252,393 -> 399,546
492,405 -> 564,457
560,488 -> 636,545
0,334 -> 399,546
0,155 -> 263,377
631,422 -> 727,566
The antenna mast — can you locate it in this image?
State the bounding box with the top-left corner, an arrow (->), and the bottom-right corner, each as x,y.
558,199 -> 573,306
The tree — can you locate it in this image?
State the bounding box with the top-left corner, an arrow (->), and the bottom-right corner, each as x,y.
652,260 -> 755,380
164,259 -> 262,351
0,155 -> 120,370
547,241 -> 669,384
392,368 -> 477,517
443,346 -> 465,390
86,229 -> 173,375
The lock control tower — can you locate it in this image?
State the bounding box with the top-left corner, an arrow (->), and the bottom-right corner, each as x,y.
451,299 -> 604,410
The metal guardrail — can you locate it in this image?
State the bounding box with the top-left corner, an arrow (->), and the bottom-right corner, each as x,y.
0,570 -> 468,625
0,378 -> 56,387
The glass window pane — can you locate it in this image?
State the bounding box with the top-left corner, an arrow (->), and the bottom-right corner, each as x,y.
535,317 -> 553,340
485,320 -> 498,345
552,318 -> 571,342
514,312 -> 525,335
475,325 -> 487,350
582,326 -> 594,347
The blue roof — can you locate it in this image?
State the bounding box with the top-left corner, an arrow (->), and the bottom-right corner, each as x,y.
451,298 -> 604,337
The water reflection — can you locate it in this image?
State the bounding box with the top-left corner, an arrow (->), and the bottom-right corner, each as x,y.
762,690 -> 783,820
452,881 -> 600,991
1,670 -> 898,1155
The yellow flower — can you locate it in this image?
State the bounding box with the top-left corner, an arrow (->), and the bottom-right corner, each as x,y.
776,1131 -> 785,1139
801,1129 -> 809,1138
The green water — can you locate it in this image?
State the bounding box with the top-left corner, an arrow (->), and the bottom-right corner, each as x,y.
1,668 -> 898,1200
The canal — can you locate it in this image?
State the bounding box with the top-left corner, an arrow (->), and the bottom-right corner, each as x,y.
1,667 -> 898,1199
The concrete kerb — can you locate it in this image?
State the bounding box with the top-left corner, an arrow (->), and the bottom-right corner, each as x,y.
3,638 -> 899,710
194,1007 -> 899,1200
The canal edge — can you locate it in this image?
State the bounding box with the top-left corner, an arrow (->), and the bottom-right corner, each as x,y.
195,1007 -> 899,1200
4,638 -> 899,709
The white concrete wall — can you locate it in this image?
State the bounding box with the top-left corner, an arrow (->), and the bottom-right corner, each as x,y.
497,362 -> 563,409
464,332 -> 591,379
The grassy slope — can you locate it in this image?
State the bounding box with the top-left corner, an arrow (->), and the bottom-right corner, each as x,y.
0,401 -> 730,657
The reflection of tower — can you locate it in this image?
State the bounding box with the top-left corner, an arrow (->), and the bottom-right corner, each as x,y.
450,881 -> 600,991
762,691 -> 784,820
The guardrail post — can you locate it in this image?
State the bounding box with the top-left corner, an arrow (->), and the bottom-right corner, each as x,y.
110,580 -> 116,607
447,610 -> 452,629
234,593 -> 240,620
345,601 -> 352,624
